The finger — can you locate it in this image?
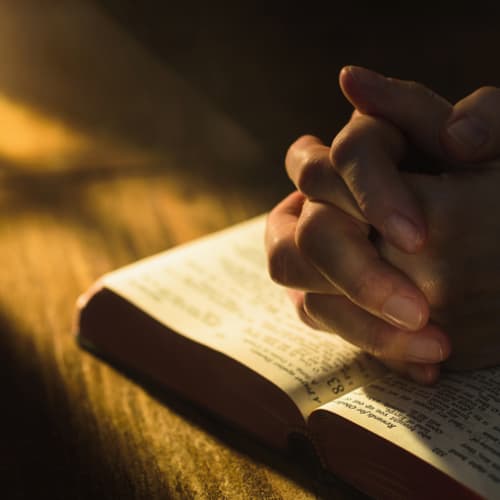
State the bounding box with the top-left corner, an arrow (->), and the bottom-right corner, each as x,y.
291,291 -> 445,384
330,111 -> 426,253
442,86 -> 500,162
286,289 -> 322,330
285,135 -> 365,222
382,359 -> 441,385
294,288 -> 443,384
303,292 -> 450,364
297,200 -> 429,331
339,65 -> 452,160
265,191 -> 341,293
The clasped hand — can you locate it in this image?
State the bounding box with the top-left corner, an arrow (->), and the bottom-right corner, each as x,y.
266,66 -> 500,383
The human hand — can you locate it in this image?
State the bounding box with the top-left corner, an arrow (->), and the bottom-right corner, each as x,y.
266,66 -> 500,381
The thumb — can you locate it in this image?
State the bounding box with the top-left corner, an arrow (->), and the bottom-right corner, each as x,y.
339,65 -> 452,160
441,86 -> 500,162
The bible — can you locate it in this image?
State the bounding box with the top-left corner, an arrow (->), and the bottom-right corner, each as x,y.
76,215 -> 500,499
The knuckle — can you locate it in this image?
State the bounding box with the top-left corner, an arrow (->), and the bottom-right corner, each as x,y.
286,135 -> 330,194
330,128 -> 357,174
286,134 -> 314,161
296,151 -> 327,194
348,265 -> 383,307
330,128 -> 371,200
295,208 -> 322,258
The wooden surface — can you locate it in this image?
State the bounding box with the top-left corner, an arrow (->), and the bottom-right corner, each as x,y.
0,2 -> 361,498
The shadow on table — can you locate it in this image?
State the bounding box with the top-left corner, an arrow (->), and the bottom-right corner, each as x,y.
89,349 -> 370,499
0,312 -> 127,499
0,303 -> 366,499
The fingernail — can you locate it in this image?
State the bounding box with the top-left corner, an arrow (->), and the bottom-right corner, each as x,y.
406,337 -> 444,363
383,295 -> 423,330
383,213 -> 424,253
446,115 -> 488,150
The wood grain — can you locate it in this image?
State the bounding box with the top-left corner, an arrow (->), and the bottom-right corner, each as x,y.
0,2 -> 362,498
0,165 -> 365,499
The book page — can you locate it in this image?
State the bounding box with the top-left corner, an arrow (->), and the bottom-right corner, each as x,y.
102,215 -> 385,418
322,369 -> 500,498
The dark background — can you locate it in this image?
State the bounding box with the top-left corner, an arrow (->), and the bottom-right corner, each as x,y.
99,2 -> 500,171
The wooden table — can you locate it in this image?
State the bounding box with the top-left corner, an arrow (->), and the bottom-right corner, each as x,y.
0,2 -> 363,498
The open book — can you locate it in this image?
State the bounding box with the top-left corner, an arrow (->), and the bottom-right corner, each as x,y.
76,215 -> 500,499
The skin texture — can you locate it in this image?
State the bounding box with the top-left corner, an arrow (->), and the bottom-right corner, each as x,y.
266,66 -> 500,383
